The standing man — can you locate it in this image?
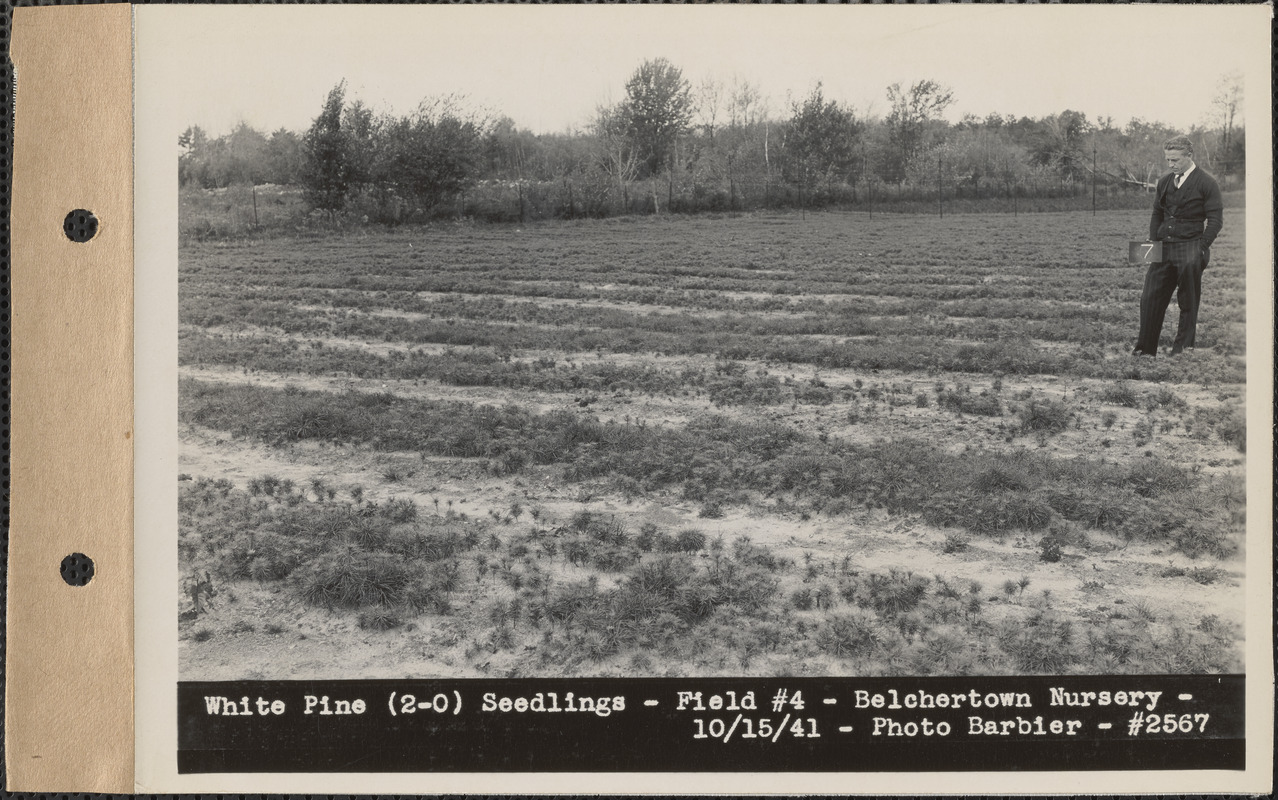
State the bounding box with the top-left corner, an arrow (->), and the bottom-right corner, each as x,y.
1133,136 -> 1224,356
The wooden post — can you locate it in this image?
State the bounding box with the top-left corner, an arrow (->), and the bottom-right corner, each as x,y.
800,172 -> 806,221
937,155 -> 943,218
864,150 -> 871,221
1092,141 -> 1097,216
252,184 -> 259,227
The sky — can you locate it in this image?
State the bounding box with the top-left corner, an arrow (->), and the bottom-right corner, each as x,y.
141,5 -> 1260,139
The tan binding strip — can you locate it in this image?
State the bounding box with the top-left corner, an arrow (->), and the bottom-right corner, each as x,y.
7,4 -> 134,792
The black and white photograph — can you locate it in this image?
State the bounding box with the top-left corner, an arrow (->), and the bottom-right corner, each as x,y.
128,3 -> 1271,791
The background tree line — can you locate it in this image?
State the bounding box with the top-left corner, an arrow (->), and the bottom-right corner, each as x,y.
179,63 -> 1245,223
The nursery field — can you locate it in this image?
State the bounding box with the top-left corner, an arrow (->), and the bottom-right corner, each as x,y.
177,208 -> 1248,679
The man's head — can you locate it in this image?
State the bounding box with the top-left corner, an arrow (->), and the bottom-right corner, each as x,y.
1163,136 -> 1196,175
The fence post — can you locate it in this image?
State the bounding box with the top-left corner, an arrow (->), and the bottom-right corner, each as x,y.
1091,141 -> 1097,216
937,155 -> 943,218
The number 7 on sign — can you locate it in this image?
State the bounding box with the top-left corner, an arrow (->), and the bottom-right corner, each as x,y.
1129,240 -> 1162,265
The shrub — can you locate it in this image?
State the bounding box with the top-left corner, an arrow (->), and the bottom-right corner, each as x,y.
381,497 -> 419,523
866,570 -> 929,616
816,611 -> 883,659
942,533 -> 969,554
1188,566 -> 1226,585
791,588 -> 815,611
698,500 -> 725,519
674,528 -> 707,553
1099,382 -> 1141,407
909,626 -> 967,674
635,523 -> 660,552
629,555 -> 696,599
1038,535 -> 1063,563
1132,418 -> 1154,447
673,582 -> 721,622
1125,459 -> 1192,497
358,609 -> 404,631
1172,523 -> 1235,560
296,551 -> 418,609
1004,494 -> 1054,530
1019,400 -> 1071,433
1146,387 -> 1187,411
593,545 -> 639,572
1000,610 -> 1076,673
1217,410 -> 1245,452
972,465 -> 1030,493
939,390 -> 1002,417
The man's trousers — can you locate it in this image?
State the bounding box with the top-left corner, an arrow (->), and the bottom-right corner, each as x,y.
1134,239 -> 1204,355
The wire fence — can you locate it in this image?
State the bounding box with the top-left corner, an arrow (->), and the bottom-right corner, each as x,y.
179,168 -> 1247,240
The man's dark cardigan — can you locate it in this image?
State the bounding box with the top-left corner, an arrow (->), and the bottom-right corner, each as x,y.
1149,167 -> 1224,247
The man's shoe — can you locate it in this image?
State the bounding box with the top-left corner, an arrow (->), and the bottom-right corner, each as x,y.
1170,346 -> 1184,356
1132,349 -> 1151,357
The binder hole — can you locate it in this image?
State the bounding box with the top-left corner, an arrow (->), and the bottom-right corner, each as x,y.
60,553 -> 95,586
63,209 -> 99,243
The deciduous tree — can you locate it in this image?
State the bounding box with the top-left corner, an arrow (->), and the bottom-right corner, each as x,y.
884,80 -> 954,181
383,97 -> 488,210
301,81 -> 354,214
622,58 -> 693,178
783,83 -> 862,191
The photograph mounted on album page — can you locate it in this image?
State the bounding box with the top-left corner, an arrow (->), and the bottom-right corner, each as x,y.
6,2 -> 1273,794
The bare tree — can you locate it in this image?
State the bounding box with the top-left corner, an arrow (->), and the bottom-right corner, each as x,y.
695,77 -> 724,142
1210,71 -> 1244,176
593,103 -> 640,209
